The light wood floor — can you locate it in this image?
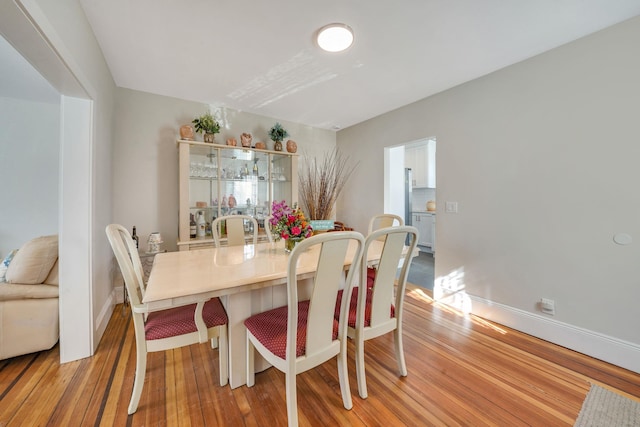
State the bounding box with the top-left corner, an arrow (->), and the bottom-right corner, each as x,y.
2,285 -> 639,426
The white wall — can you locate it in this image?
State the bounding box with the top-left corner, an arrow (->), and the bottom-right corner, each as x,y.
384,146 -> 405,221
337,16 -> 640,372
0,96 -> 60,256
112,88 -> 336,253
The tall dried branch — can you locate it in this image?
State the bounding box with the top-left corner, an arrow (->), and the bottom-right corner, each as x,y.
298,149 -> 358,220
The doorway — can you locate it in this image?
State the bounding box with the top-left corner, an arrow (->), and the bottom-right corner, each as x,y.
383,138 -> 436,226
384,138 -> 436,290
1,5 -> 96,362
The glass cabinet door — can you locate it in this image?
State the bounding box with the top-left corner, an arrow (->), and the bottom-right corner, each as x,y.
188,144 -> 219,237
271,152 -> 293,207
218,148 -> 270,226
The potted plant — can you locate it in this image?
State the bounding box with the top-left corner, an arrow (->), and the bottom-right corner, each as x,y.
192,112 -> 221,143
268,122 -> 289,151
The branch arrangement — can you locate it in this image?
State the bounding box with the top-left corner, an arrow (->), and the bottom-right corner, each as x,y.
298,149 -> 358,220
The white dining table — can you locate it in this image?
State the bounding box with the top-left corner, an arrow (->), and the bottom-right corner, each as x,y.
143,238 -> 413,388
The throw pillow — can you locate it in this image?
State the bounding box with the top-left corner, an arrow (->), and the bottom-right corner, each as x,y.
6,235 -> 58,285
0,249 -> 18,283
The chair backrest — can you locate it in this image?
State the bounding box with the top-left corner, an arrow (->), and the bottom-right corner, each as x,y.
106,224 -> 146,306
368,214 -> 404,234
362,225 -> 418,329
287,231 -> 365,362
212,215 -> 258,247
263,215 -> 274,243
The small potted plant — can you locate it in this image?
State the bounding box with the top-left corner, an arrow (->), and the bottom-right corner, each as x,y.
268,122 -> 289,151
192,112 -> 221,143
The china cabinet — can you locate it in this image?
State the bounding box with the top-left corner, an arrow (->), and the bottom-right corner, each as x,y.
177,139 -> 298,250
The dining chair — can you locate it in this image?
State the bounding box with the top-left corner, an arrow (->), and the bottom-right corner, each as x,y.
105,224 -> 229,414
263,215 -> 274,243
367,213 -> 404,234
335,225 -> 418,399
244,231 -> 365,427
212,214 -> 258,246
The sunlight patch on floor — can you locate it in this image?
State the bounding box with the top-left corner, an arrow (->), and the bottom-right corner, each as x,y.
408,275 -> 508,335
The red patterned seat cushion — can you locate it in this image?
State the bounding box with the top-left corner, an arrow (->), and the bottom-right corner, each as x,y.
244,300 -> 339,360
145,297 -> 228,341
365,266 -> 376,289
334,279 -> 395,328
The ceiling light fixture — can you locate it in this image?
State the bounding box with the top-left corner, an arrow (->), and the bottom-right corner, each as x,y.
316,23 -> 354,53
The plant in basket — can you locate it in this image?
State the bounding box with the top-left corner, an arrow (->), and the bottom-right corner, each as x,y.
192,111 -> 221,143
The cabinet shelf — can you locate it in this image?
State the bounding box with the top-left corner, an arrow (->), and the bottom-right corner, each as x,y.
189,176 -> 274,182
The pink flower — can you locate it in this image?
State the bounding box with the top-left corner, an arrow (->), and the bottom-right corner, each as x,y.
271,200 -> 312,242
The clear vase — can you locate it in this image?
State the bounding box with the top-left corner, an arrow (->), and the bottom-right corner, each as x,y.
285,238 -> 302,253
274,140 -> 283,151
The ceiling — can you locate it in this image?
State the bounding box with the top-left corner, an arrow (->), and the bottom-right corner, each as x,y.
5,1 -> 640,130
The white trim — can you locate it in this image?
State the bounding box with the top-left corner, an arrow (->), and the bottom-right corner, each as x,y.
58,95 -> 94,362
95,291 -> 115,341
113,285 -> 125,305
17,0 -> 95,99
461,293 -> 640,374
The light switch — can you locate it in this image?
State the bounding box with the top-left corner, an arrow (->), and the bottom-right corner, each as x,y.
445,201 -> 458,213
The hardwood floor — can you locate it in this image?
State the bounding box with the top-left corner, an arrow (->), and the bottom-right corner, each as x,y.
2,285 -> 639,426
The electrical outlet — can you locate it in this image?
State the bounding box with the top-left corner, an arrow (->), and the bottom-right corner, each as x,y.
540,298 -> 555,315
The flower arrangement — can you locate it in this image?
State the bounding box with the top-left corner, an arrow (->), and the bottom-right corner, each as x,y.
268,122 -> 289,142
270,200 -> 313,243
192,112 -> 221,135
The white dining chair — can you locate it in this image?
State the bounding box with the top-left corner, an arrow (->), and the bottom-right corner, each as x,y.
367,213 -> 404,234
105,224 -> 228,414
212,214 -> 258,247
263,215 -> 275,243
244,231 -> 365,427
336,225 -> 418,399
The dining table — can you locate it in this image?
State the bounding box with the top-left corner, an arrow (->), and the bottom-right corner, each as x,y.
143,237 -> 417,389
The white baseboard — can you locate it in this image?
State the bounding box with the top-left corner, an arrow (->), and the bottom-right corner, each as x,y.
94,291 -> 116,351
439,292 -> 640,374
114,285 -> 125,304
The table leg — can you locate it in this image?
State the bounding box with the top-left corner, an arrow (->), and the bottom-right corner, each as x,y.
224,286 -> 280,388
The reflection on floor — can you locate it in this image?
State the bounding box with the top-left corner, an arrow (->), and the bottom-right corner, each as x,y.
407,251 -> 434,290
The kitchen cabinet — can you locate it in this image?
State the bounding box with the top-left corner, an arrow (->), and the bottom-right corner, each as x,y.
412,213 -> 435,251
177,139 -> 298,250
405,140 -> 436,188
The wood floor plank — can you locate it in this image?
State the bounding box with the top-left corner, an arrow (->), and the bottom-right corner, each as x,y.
0,351 -> 57,424
1,284 -> 639,426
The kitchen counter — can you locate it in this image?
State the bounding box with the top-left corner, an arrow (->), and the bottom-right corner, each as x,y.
412,210 -> 436,215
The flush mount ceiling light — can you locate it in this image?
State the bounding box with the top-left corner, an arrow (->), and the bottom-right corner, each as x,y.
316,23 -> 354,52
